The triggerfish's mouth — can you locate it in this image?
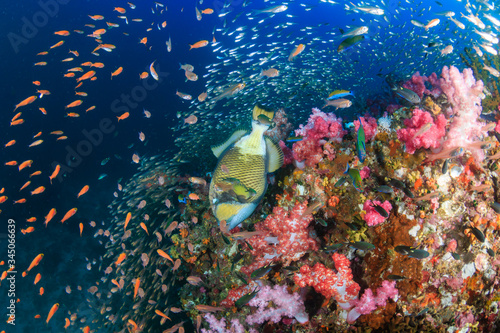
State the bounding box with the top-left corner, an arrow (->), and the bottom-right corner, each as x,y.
209,104 -> 284,230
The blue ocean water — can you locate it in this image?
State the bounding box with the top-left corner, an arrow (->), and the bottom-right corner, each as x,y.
0,0 -> 497,332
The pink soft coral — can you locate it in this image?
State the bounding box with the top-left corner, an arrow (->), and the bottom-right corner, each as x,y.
396,108 -> 447,154
347,280 -> 399,323
403,71 -> 442,99
246,285 -> 309,325
403,72 -> 426,98
363,199 -> 392,226
292,108 -> 346,166
295,108 -> 346,142
439,66 -> 486,161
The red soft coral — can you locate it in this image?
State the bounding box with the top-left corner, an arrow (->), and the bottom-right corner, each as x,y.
292,139 -> 323,167
293,253 -> 360,309
242,202 -> 319,276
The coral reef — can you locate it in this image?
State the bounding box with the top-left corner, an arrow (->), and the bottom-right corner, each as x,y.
102,66 -> 500,333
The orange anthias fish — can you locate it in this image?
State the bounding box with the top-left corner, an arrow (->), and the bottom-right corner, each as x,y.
13,95 -> 37,111
202,8 -> 214,14
21,226 -> 34,233
19,160 -> 33,171
114,7 -> 126,13
133,278 -> 140,298
10,119 -> 24,126
117,112 -> 129,121
27,253 -> 44,271
155,309 -> 171,320
30,171 -> 41,177
189,40 -> 209,50
79,223 -> 83,236
28,140 -> 44,147
5,139 -> 16,147
54,30 -> 70,36
91,28 -> 106,37
157,249 -> 174,263
111,67 -> 123,79
46,303 -> 59,324
77,185 -> 89,198
124,212 -> 132,230
61,208 -> 77,223
31,186 -> 45,195
11,112 -> 22,122
50,40 -> 64,49
188,193 -> 200,200
76,70 -> 96,82
49,164 -> 61,184
288,44 -> 306,61
140,222 -> 149,235
65,100 -> 83,109
115,253 -> 126,266
34,273 -> 42,285
44,208 -> 57,226
88,15 -> 104,20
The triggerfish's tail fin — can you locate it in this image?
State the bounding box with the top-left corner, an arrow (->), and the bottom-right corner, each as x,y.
211,128 -> 248,158
264,136 -> 284,172
252,104 -> 275,122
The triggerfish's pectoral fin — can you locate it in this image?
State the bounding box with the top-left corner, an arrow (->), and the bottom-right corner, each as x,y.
264,136 -> 284,172
211,128 -> 248,158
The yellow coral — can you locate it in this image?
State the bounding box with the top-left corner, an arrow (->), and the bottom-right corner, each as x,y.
423,96 -> 441,115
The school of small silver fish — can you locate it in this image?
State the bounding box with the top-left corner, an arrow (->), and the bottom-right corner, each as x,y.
2,0 -> 500,332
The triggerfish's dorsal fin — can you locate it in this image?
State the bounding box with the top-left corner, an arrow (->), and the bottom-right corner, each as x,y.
211,129 -> 248,158
264,136 -> 284,172
252,104 -> 275,122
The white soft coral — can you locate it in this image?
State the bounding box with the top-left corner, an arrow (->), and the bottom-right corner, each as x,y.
377,112 -> 392,132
